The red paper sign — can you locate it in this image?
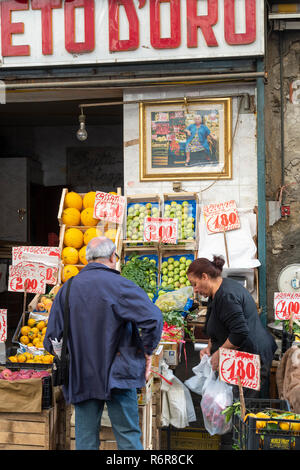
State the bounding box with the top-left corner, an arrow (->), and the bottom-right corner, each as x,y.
0,310 -> 7,342
219,348 -> 260,391
93,191 -> 125,224
8,264 -> 46,294
143,217 -> 178,244
274,292 -> 300,321
203,200 -> 240,234
12,246 -> 60,285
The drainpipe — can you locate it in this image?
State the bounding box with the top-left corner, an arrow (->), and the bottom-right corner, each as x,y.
279,30 -> 285,189
256,58 -> 267,327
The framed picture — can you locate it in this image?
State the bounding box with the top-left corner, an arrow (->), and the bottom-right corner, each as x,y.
139,97 -> 232,181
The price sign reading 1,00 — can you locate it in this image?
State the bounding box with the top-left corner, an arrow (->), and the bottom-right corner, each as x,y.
219,348 -> 260,391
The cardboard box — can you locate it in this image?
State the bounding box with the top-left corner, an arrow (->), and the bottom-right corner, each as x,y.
160,341 -> 180,366
151,345 -> 164,373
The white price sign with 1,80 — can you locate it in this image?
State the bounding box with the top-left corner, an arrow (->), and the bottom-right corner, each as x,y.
0,309 -> 7,342
143,217 -> 178,244
203,200 -> 240,235
219,348 -> 261,391
274,292 -> 300,321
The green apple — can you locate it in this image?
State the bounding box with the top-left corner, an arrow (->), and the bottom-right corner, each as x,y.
167,258 -> 175,264
161,261 -> 168,269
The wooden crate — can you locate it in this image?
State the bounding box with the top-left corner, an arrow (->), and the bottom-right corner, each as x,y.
159,249 -> 197,290
123,193 -> 161,248
162,192 -> 200,251
0,408 -> 57,450
152,378 -> 162,450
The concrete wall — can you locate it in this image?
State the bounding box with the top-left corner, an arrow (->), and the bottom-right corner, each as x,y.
265,31 -> 300,316
123,84 -> 258,209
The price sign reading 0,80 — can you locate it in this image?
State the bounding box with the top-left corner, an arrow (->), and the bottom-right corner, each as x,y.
219,348 -> 261,391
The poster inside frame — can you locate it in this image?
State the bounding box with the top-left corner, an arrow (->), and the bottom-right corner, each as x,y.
139,98 -> 232,181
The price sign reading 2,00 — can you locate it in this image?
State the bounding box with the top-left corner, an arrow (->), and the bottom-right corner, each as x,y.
219,348 -> 261,391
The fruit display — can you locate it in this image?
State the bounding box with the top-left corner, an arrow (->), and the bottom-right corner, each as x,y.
126,202 -> 160,242
160,254 -> 194,290
155,286 -> 193,314
163,200 -> 197,241
121,253 -> 158,300
0,368 -> 51,380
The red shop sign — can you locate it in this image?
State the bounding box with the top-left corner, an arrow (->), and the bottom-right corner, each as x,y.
143,217 -> 178,244
0,309 -> 7,342
93,191 -> 125,224
219,348 -> 260,391
203,200 -> 240,235
274,292 -> 300,321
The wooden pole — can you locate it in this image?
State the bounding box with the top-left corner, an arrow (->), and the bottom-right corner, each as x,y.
223,226 -> 230,267
237,376 -> 246,420
22,283 -> 28,327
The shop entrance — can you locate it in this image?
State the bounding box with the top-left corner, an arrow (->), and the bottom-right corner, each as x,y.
0,93 -> 123,335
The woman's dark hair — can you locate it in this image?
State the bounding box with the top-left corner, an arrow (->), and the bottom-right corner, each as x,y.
187,255 -> 225,279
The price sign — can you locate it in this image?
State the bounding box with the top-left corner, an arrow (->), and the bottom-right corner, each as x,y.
143,217 -> 178,244
274,292 -> 300,320
93,191 -> 125,224
0,310 -> 7,342
12,246 -> 60,285
8,264 -> 46,294
203,200 -> 240,234
219,348 -> 261,391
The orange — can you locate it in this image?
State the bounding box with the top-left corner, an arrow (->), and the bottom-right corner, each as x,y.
62,246 -> 79,265
83,191 -> 96,209
63,265 -> 79,282
64,191 -> 83,211
27,318 -> 36,327
8,355 -> 18,362
62,207 -> 81,226
80,207 -> 98,227
79,245 -> 88,265
21,325 -> 31,336
83,227 -> 98,245
37,320 -> 46,331
20,335 -> 30,345
17,354 -> 26,363
42,327 -> 47,335
64,228 -> 84,249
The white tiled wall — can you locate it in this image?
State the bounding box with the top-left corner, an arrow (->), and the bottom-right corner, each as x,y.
123,84 -> 258,209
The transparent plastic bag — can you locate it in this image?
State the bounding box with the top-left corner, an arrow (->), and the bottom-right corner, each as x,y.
184,354 -> 211,396
155,286 -> 193,313
200,365 -> 233,436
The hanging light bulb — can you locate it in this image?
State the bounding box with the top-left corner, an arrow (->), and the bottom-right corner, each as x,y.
76,109 -> 88,141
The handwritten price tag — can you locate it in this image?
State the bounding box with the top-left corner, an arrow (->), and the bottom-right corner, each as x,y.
274,292 -> 300,320
8,265 -> 46,294
143,217 -> 178,244
93,191 -> 125,224
12,246 -> 60,285
203,200 -> 240,235
0,310 -> 7,342
219,348 -> 261,391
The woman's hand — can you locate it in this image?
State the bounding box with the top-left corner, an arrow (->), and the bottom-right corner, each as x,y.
200,346 -> 211,360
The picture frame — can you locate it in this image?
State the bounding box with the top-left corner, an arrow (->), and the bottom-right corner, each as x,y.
139,97 -> 232,181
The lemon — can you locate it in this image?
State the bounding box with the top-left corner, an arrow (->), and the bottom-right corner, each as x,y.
83,227 -> 98,245
8,355 -> 18,362
244,413 -> 256,422
62,246 -> 79,265
81,207 -> 98,226
63,265 -> 79,282
20,335 -> 30,345
62,207 -> 81,226
64,228 -> 84,249
64,191 -> 83,211
255,412 -> 269,429
79,245 -> 88,265
83,191 -> 96,209
17,354 -> 26,363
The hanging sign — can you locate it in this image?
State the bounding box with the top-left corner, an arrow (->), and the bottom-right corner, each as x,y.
0,310 -> 7,342
203,200 -> 240,235
143,217 -> 178,244
219,348 -> 261,391
93,191 -> 126,224
12,246 -> 60,285
274,292 -> 300,321
8,265 -> 46,294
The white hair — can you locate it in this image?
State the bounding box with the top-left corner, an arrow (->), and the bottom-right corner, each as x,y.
86,237 -> 116,261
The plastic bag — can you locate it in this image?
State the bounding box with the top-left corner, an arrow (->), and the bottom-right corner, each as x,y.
200,365 -> 233,436
184,354 -> 211,395
155,286 -> 193,313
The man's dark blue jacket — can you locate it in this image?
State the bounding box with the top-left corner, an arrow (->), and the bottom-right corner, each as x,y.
44,262 -> 163,404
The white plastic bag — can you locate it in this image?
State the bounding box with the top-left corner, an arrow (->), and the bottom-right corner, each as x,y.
200,365 -> 233,436
184,354 -> 212,395
155,286 -> 193,313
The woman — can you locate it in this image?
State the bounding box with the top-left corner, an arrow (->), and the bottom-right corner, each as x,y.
185,114 -> 215,166
187,256 -> 277,397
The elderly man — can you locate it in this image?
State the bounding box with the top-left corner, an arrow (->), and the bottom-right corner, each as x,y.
44,236 -> 163,450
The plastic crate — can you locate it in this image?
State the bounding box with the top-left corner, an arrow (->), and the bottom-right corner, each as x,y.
6,346 -> 53,370
233,398 -> 300,450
